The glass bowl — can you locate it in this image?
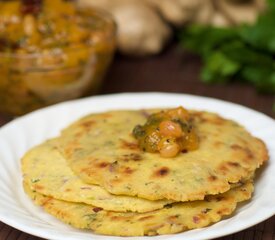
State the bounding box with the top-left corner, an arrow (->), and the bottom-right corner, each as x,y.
0,7 -> 116,116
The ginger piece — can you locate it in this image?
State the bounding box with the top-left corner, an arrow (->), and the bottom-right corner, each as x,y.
216,0 -> 266,25
77,0 -> 266,56
112,2 -> 171,56
187,0 -> 229,27
210,11 -> 232,27
78,0 -> 171,56
192,0 -> 266,27
192,0 -> 215,25
146,0 -> 266,27
78,0 -> 112,9
145,0 -> 202,26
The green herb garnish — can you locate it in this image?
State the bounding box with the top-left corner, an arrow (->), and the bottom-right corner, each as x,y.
180,0 -> 275,94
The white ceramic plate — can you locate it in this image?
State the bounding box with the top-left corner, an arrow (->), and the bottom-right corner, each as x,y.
0,92 -> 274,240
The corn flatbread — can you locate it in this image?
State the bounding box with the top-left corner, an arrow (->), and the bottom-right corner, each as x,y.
23,180 -> 254,236
22,139 -> 172,213
58,110 -> 268,201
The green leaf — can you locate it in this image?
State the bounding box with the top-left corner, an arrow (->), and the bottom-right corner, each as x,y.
220,40 -> 274,67
241,66 -> 275,93
178,0 -> 275,95
240,11 -> 275,52
181,25 -> 237,55
201,52 -> 240,83
267,0 -> 275,11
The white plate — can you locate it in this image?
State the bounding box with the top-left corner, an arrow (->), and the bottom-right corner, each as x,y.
0,92 -> 274,240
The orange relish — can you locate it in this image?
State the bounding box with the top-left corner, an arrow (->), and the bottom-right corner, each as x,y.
133,107 -> 199,158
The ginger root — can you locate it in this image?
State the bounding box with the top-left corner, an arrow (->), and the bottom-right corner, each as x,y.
147,0 -> 266,27
145,0 -> 202,27
78,0 -> 171,56
214,0 -> 267,26
78,0 -> 266,56
111,2 -> 171,56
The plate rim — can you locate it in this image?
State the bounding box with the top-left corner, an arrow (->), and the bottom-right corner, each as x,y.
0,92 -> 274,240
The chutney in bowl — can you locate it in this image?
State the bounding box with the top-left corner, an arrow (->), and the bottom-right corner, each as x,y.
0,0 -> 116,116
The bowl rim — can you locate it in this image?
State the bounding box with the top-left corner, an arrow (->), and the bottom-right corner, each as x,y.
0,7 -> 116,59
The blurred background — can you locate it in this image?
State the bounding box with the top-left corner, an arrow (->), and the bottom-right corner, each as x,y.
0,0 -> 274,118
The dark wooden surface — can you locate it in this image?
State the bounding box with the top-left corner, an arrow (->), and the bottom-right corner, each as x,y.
0,44 -> 274,239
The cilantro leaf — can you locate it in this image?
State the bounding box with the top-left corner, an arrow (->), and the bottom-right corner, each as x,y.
180,0 -> 275,94
201,52 -> 240,83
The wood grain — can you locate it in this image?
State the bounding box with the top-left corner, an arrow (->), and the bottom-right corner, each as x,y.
0,43 -> 274,240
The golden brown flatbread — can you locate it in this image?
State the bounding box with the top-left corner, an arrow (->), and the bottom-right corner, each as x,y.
22,139 -> 172,213
58,110 -> 268,201
24,180 -> 254,236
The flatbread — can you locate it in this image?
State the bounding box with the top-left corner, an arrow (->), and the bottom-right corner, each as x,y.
58,110 -> 268,201
23,180 -> 254,236
21,139 -> 172,213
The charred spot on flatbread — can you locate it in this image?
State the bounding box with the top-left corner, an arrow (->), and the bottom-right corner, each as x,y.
57,110 -> 267,202
153,167 -> 170,177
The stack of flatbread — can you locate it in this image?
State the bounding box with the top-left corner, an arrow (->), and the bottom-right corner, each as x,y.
22,109 -> 268,236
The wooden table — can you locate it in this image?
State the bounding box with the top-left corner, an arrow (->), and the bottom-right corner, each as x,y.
0,44 -> 274,239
